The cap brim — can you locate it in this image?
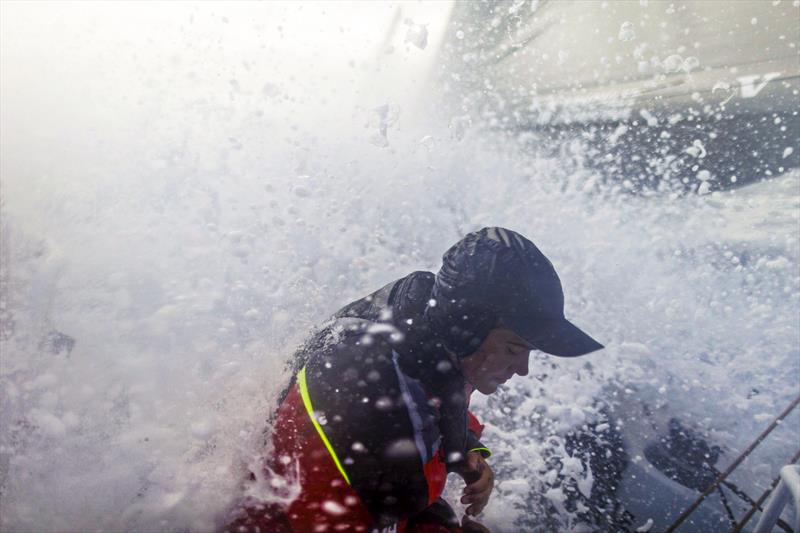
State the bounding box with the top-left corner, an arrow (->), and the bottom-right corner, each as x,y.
502,315 -> 604,357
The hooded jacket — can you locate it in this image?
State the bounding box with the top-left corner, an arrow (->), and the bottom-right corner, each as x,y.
284,271 -> 490,528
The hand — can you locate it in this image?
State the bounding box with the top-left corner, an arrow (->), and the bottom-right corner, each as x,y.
462,515 -> 492,533
460,451 -> 493,517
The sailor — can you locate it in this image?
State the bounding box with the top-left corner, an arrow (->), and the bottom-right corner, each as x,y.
226,227 -> 603,533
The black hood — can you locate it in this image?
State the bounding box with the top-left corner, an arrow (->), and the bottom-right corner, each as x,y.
388,272 -> 477,472
325,270 -> 494,473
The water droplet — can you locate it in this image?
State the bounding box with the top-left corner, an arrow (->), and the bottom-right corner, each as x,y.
375,396 -> 393,411
712,81 -> 736,105
696,169 -> 711,181
436,360 -> 452,373
663,54 -> 683,73
321,500 -> 347,516
618,21 -> 636,42
683,56 -> 700,72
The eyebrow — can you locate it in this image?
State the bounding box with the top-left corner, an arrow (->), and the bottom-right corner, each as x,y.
507,341 -> 532,350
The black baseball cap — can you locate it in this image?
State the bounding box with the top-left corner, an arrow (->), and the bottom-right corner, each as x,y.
433,227 -> 603,357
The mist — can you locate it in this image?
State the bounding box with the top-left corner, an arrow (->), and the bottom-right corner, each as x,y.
1,2 -> 798,532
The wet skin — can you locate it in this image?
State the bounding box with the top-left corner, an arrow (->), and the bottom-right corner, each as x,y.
456,327 -> 535,519
459,327 -> 534,395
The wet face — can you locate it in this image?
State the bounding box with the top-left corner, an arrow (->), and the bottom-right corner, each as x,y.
459,327 -> 534,395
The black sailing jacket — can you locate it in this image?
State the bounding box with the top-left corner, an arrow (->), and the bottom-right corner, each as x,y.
282,271 -> 489,527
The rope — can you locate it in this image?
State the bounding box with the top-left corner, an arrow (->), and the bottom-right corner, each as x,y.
665,393 -> 800,532
703,464 -> 794,532
713,466 -> 794,533
719,478 -> 793,533
716,485 -> 737,528
731,448 -> 800,533
717,476 -> 758,508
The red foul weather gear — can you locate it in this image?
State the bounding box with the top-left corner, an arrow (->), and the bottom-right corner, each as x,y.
227,272 -> 492,532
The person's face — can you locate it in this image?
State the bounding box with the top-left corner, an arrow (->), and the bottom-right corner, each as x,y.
459,327 -> 534,395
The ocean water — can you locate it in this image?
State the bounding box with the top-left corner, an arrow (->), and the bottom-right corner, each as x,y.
1,3 -> 798,532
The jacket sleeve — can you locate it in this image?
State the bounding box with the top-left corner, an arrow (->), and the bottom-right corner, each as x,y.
304,334 -> 432,528
466,410 -> 492,459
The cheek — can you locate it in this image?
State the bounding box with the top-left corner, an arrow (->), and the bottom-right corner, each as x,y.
484,356 -> 513,379
472,349 -> 495,371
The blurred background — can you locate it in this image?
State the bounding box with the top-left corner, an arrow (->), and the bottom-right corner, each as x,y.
1,1 -> 798,531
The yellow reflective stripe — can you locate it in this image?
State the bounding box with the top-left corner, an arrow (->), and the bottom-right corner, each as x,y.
468,447 -> 492,459
297,366 -> 351,485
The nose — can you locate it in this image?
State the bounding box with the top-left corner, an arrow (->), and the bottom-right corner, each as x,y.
514,353 -> 530,377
